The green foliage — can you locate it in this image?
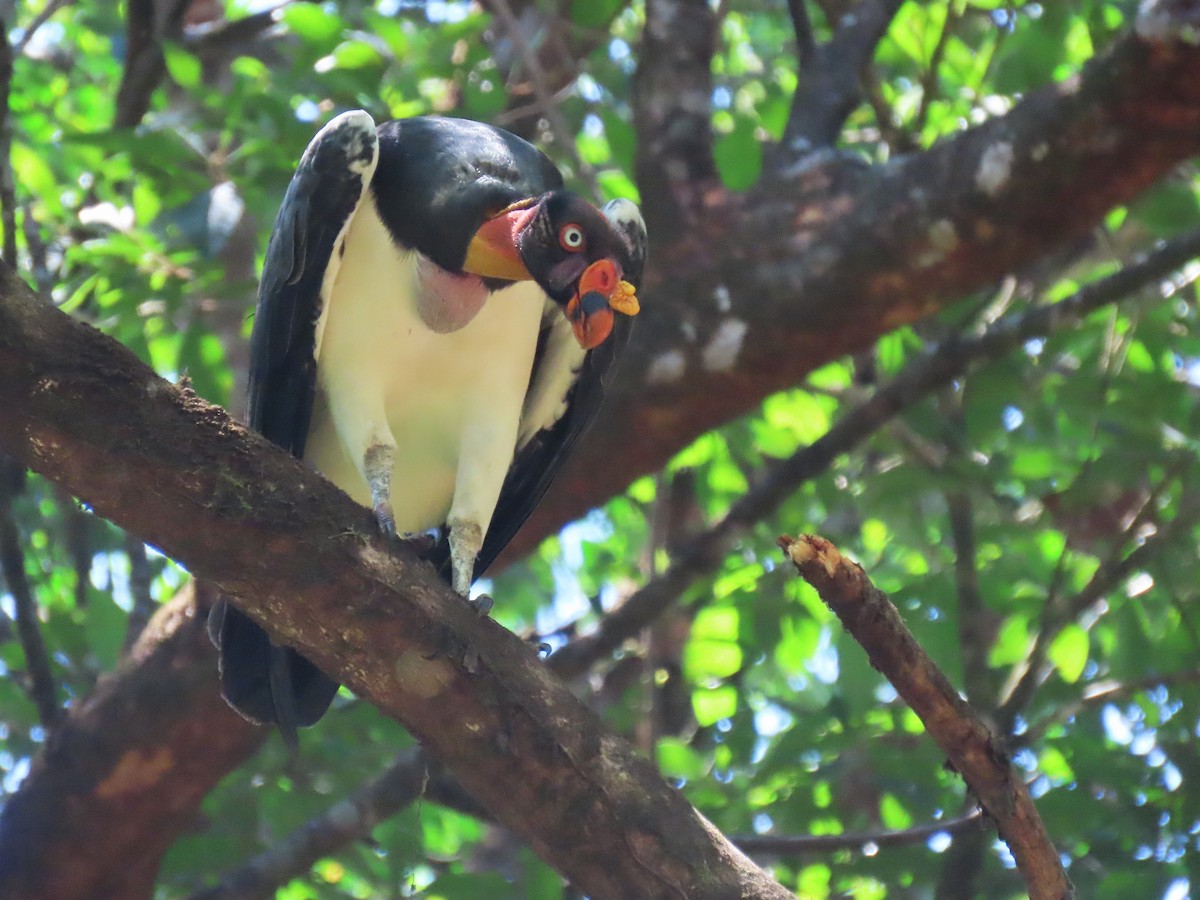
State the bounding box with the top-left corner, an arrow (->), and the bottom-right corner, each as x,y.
1,2 -> 1199,899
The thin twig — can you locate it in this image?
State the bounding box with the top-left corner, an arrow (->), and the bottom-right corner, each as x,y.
1022,667 -> 1200,747
788,0 -> 817,70
910,3 -> 959,138
0,463 -> 61,731
996,484 -> 1200,730
733,808 -> 985,856
122,532 -> 156,651
14,0 -> 75,56
487,0 -> 600,198
191,749 -> 429,900
0,16 -> 18,266
550,230 -> 1200,678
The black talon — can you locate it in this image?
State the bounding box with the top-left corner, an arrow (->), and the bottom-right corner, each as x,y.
373,504 -> 397,540
470,593 -> 494,618
398,531 -> 437,557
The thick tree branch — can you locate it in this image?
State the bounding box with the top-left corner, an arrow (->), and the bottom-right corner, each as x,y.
518,17 -> 1200,555
0,266 -> 790,900
778,534 -> 1073,900
114,0 -> 191,128
782,0 -> 907,150
634,0 -> 719,239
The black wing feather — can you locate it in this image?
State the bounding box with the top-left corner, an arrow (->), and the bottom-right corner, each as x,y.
216,112 -> 378,739
248,112 -> 378,454
471,314 -> 633,578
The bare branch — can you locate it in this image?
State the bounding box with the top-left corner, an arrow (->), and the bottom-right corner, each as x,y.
14,0 -> 75,56
486,0 -> 600,198
733,808 -> 985,857
996,484 -> 1200,731
634,0 -> 719,237
0,463 -> 61,731
782,0 -> 907,151
1023,667 -> 1200,747
788,0 -> 817,71
911,4 -> 960,139
778,534 -> 1073,900
114,0 -> 191,129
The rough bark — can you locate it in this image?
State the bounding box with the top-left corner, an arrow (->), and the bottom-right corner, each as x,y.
0,266 -> 789,900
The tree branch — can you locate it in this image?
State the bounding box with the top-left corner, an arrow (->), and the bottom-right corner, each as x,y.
782,0 -> 907,151
0,464 -> 61,731
732,808 -> 985,857
996,486 -> 1200,731
634,0 -> 719,239
787,0 -> 817,71
0,264 -> 791,900
486,0 -> 599,197
778,534 -> 1073,900
113,0 -> 191,129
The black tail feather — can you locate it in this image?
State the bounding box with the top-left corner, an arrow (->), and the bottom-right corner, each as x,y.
209,599 -> 340,741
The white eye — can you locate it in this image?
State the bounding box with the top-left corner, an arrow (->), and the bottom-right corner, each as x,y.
559,224 -> 584,251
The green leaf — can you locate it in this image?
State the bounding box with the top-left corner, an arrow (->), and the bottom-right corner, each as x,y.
162,42 -> 202,90
657,737 -> 707,779
713,117 -> 762,191
569,0 -> 624,29
282,3 -> 344,45
693,685 -> 738,726
879,792 -> 913,830
1048,624 -> 1089,684
683,639 -> 743,680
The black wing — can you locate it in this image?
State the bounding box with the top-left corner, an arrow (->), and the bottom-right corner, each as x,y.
247,110 -> 380,454
215,110 -> 379,739
472,199 -> 649,577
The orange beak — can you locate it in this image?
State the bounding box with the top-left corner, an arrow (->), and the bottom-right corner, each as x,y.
566,259 -> 635,349
462,200 -> 539,281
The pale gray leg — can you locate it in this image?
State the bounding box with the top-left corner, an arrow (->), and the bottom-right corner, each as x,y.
364,442 -> 396,537
448,517 -> 493,619
447,517 -> 482,595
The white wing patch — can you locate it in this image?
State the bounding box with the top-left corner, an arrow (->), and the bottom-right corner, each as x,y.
312,110 -> 380,361
517,302 -> 586,450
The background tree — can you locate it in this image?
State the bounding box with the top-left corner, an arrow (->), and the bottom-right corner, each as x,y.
1,0 -> 1199,898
